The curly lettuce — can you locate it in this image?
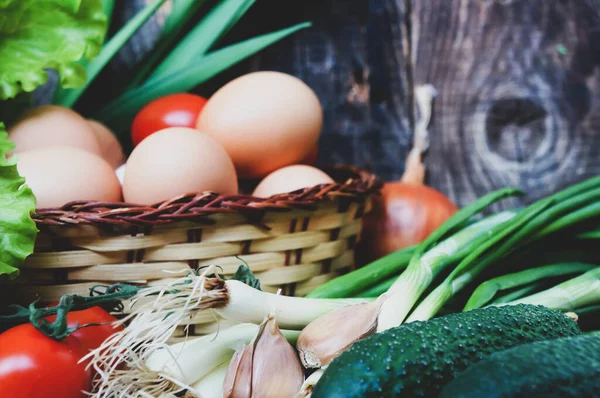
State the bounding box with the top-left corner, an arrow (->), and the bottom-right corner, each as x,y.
0,0 -> 107,99
0,123 -> 37,279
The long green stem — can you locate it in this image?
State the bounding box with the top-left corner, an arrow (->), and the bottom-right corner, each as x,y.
490,283 -> 544,305
405,201 -> 551,323
356,276 -> 396,297
150,0 -> 255,79
503,267 -> 600,311
306,245 -> 416,298
411,188 -> 523,259
376,210 -> 518,331
463,262 -> 597,311
127,0 -> 208,88
53,0 -> 168,107
405,179 -> 600,322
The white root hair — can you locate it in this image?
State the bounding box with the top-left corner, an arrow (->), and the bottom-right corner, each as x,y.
82,266 -> 228,398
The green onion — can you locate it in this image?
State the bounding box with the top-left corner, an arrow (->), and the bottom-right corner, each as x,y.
405,177 -> 600,322
306,245 -> 416,299
463,262 -> 597,311
356,276 -> 396,298
405,200 -> 551,323
411,188 -> 523,259
490,283 -> 544,305
503,267 -> 600,311
127,0 -> 209,88
95,22 -> 311,134
102,0 -> 116,30
53,0 -> 168,107
376,206 -> 519,332
149,0 -> 255,80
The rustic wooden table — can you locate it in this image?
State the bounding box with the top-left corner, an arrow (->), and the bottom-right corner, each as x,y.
81,0 -> 600,210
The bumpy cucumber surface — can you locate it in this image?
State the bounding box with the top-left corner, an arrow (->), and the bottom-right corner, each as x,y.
440,331 -> 600,398
312,304 -> 580,398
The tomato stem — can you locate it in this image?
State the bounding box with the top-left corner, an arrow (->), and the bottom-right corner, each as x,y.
0,283 -> 141,340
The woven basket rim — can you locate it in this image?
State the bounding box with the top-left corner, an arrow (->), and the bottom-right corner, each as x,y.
32,165 -> 381,227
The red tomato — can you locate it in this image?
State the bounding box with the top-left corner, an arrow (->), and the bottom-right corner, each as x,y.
0,324 -> 91,398
46,305 -> 123,352
131,93 -> 208,146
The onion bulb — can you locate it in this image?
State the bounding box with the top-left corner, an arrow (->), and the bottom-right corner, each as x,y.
358,85 -> 458,263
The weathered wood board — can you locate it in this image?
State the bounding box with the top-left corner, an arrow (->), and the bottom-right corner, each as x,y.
100,0 -> 600,209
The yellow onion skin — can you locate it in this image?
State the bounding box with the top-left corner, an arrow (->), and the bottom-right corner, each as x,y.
358,182 -> 457,264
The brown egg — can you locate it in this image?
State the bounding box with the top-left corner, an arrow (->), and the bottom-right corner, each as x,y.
16,147 -> 122,208
88,120 -> 125,169
252,165 -> 334,198
196,71 -> 323,179
123,127 -> 238,205
8,105 -> 102,155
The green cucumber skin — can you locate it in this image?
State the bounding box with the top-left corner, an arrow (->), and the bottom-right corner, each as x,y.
440,332 -> 600,398
312,304 -> 580,398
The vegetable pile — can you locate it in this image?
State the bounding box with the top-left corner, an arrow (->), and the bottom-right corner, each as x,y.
0,1 -> 599,398
0,172 -> 597,397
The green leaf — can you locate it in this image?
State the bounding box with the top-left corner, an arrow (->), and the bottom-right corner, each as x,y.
95,22 -> 311,135
0,123 -> 38,279
231,264 -> 261,291
150,0 -> 255,80
127,0 -> 208,89
53,0 -> 168,108
102,0 -> 116,31
0,0 -> 108,100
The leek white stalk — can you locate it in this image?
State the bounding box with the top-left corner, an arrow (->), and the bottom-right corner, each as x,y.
191,362 -> 230,398
145,323 -> 260,386
218,280 -> 369,329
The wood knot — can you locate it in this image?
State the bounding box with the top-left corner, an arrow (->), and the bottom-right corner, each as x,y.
485,98 -> 547,162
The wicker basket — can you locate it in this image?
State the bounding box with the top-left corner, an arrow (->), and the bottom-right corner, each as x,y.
2,166 -> 380,330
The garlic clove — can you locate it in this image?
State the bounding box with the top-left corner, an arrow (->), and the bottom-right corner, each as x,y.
297,294 -> 387,368
223,342 -> 254,398
223,314 -> 305,398
251,315 -> 305,398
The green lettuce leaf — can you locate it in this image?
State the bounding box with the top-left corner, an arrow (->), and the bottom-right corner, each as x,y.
0,123 -> 37,279
0,0 -> 107,100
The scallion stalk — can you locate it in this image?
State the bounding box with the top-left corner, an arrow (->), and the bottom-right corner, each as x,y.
356,276 -> 396,298
405,200 -> 551,322
405,178 -> 600,323
463,262 -> 597,311
503,267 -> 600,311
376,195 -> 520,332
490,283 -> 544,305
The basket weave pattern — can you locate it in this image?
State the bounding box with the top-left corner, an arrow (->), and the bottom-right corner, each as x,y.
3,167 -> 380,324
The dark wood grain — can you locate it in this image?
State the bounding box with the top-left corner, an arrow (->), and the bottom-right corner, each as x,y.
411,0 -> 600,209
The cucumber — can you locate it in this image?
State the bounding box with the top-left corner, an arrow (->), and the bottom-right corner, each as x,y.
439,332 -> 600,398
312,304 -> 580,398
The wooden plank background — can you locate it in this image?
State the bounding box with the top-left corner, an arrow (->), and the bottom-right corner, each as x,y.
80,0 -> 600,210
